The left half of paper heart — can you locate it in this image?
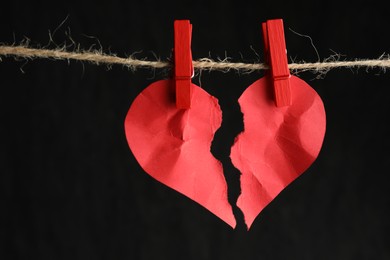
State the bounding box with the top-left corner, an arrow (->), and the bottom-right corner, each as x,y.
124,79 -> 236,228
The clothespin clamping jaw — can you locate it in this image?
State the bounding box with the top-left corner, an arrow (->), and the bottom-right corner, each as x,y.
174,20 -> 193,109
262,19 -> 292,107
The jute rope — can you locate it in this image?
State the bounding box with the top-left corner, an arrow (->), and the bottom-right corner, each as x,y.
1,45 -> 390,73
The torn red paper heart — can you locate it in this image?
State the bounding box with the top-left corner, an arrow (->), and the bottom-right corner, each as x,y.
231,75 -> 326,229
124,79 -> 236,228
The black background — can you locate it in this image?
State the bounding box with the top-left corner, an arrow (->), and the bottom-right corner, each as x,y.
1,0 -> 390,259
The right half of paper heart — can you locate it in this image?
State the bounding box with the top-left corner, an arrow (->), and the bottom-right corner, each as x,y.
230,75 -> 326,229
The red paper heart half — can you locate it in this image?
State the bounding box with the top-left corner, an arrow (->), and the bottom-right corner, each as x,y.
231,75 -> 326,229
125,79 -> 236,228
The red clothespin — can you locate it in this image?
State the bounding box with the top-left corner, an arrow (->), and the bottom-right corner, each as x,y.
174,20 -> 193,109
262,19 -> 292,107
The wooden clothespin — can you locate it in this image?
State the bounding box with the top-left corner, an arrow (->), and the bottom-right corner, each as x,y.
262,19 -> 292,107
174,20 -> 193,109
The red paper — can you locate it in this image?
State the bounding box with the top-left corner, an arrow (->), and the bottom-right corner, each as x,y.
231,75 -> 326,229
125,79 -> 236,228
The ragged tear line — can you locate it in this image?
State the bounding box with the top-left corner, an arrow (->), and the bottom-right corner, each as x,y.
209,88 -> 247,230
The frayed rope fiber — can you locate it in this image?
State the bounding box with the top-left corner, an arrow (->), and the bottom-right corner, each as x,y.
1,45 -> 390,73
